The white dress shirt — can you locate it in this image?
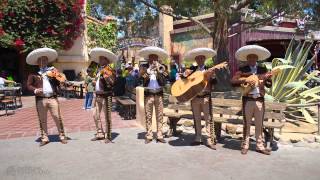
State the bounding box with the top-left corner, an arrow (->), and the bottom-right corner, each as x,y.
249,65 -> 260,97
38,67 -> 54,94
147,63 -> 161,90
95,78 -> 101,91
95,66 -> 105,92
0,77 -> 5,88
147,73 -> 161,89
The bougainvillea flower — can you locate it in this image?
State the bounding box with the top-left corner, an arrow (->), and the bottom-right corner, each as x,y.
1,1 -> 85,51
14,38 -> 25,47
0,28 -> 4,36
64,28 -> 71,35
77,0 -> 85,5
0,12 -> 4,19
64,40 -> 73,49
72,4 -> 81,12
46,27 -> 53,34
59,2 -> 67,11
8,12 -> 14,17
75,18 -> 84,26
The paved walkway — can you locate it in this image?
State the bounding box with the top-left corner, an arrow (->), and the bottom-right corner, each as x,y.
0,97 -> 137,139
0,128 -> 320,180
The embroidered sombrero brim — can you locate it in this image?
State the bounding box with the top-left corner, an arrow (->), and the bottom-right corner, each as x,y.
89,47 -> 118,63
26,48 -> 58,65
235,45 -> 271,61
183,48 -> 217,62
138,46 -> 169,61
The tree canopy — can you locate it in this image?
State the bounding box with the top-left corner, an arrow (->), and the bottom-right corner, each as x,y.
90,0 -> 319,38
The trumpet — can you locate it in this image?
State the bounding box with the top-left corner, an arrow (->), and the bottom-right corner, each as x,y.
147,61 -> 166,74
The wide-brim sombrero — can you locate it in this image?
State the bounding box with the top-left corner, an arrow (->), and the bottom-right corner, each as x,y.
235,45 -> 271,61
184,48 -> 217,61
137,46 -> 169,61
89,47 -> 118,63
26,48 -> 58,65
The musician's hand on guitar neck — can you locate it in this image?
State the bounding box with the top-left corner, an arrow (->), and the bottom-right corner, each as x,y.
204,69 -> 215,80
259,73 -> 272,80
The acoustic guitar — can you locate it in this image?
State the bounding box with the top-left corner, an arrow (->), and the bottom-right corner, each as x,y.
171,62 -> 228,102
239,68 -> 281,96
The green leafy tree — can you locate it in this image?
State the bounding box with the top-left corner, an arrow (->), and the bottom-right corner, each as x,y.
154,0 -> 213,17
92,0 -> 144,37
87,22 -> 117,50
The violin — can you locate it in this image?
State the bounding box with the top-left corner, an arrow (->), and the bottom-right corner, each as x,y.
46,68 -> 67,82
100,66 -> 115,78
99,66 -> 115,84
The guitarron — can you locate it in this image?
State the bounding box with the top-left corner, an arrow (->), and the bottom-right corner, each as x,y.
171,62 -> 228,102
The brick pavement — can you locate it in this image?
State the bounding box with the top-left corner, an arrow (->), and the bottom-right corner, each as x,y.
0,97 -> 138,139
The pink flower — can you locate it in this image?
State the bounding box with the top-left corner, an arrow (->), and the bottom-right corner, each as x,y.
8,12 -> 14,17
59,2 -> 67,11
72,4 -> 80,12
46,27 -> 53,34
0,12 -> 4,19
77,0 -> 85,5
63,40 -> 73,49
64,28 -> 71,35
14,38 -> 24,47
0,28 -> 4,36
75,18 -> 83,26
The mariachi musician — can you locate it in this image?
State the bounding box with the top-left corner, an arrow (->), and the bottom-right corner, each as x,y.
138,46 -> 169,144
182,48 -> 217,150
89,48 -> 117,143
231,45 -> 272,155
26,48 -> 68,146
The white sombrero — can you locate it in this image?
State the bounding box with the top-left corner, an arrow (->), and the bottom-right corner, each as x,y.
137,46 -> 169,61
235,45 -> 271,61
184,48 -> 217,61
89,47 -> 117,63
26,48 -> 58,65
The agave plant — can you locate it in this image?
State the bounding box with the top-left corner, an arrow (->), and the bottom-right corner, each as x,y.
265,39 -> 320,124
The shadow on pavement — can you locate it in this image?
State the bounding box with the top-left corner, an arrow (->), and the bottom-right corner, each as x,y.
111,132 -> 120,141
220,136 -> 279,152
86,132 -> 120,141
35,135 -> 72,143
168,133 -> 195,146
137,132 -> 146,140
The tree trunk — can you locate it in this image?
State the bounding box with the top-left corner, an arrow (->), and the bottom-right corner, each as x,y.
212,15 -> 232,92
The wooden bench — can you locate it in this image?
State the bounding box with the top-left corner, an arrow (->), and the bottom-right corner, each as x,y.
115,95 -> 136,120
164,96 -> 286,148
